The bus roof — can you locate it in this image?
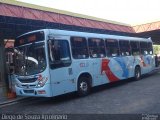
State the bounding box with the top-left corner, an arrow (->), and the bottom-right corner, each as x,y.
17,29 -> 152,42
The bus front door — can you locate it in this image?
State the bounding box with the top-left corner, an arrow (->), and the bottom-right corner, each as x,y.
48,36 -> 75,96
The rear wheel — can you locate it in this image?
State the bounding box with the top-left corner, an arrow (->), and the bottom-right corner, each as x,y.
77,77 -> 91,97
134,66 -> 141,80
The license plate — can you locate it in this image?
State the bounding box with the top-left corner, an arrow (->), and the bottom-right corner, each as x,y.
23,90 -> 34,93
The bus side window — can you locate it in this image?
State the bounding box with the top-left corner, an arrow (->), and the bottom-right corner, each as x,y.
105,39 -> 119,57
88,38 -> 106,58
140,42 -> 148,55
119,40 -> 131,56
48,40 -> 71,69
52,41 -> 61,61
70,37 -> 89,59
148,42 -> 153,55
130,41 -> 140,55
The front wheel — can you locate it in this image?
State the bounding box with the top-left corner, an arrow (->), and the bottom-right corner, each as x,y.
77,77 -> 91,97
134,66 -> 141,80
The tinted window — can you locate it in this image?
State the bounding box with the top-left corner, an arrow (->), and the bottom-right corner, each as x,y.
140,42 -> 148,55
130,41 -> 140,55
48,40 -> 71,69
148,42 -> 153,55
15,31 -> 44,47
119,40 -> 131,56
105,39 -> 119,57
70,37 -> 89,59
88,38 -> 106,58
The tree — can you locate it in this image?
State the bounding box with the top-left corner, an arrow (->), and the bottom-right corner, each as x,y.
153,45 -> 160,55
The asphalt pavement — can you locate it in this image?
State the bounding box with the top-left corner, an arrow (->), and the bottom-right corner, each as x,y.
1,72 -> 160,114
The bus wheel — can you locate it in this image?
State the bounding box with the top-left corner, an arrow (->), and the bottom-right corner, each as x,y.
77,77 -> 91,97
134,66 -> 141,80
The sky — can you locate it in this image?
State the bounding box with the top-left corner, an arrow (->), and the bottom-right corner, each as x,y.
16,0 -> 160,25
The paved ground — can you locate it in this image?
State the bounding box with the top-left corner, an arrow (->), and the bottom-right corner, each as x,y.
1,72 -> 160,114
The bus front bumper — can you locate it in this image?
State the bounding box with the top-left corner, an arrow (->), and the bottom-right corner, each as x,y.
15,84 -> 52,97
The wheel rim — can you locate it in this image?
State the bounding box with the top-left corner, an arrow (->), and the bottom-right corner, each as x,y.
80,81 -> 88,92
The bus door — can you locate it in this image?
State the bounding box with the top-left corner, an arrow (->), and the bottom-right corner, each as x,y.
141,54 -> 153,74
139,41 -> 153,74
48,36 -> 75,96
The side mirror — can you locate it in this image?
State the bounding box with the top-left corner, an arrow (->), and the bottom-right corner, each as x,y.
48,39 -> 54,62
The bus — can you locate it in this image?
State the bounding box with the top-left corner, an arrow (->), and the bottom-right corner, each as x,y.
14,29 -> 155,97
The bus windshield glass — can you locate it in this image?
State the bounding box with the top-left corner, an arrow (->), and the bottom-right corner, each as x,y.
14,31 -> 46,76
15,42 -> 46,76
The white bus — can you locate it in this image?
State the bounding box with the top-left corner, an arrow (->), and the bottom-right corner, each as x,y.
14,29 -> 155,97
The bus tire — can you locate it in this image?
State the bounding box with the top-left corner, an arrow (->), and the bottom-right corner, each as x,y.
77,76 -> 91,97
134,66 -> 141,80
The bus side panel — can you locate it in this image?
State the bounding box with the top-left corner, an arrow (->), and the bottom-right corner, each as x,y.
71,59 -> 110,89
140,55 -> 155,74
101,56 -> 136,82
125,56 -> 139,78
90,59 -> 110,86
50,66 -> 76,97
72,59 -> 105,89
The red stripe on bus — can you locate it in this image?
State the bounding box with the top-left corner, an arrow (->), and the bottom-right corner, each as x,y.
101,59 -> 119,82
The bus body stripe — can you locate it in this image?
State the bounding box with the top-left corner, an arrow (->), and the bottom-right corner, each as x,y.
114,57 -> 129,78
101,59 -> 119,82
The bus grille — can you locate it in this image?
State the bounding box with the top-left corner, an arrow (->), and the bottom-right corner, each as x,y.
22,85 -> 36,88
18,78 -> 37,83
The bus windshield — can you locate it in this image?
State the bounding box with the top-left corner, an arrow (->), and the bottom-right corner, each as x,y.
14,42 -> 46,76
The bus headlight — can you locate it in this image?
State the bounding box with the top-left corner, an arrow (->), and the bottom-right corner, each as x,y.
15,82 -> 21,87
37,75 -> 48,88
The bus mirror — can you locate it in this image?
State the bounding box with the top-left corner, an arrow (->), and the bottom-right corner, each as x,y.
48,39 -> 54,45
48,34 -> 54,40
48,40 -> 54,62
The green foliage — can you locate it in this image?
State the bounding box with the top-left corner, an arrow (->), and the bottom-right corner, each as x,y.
153,45 -> 160,54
